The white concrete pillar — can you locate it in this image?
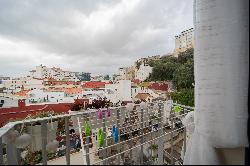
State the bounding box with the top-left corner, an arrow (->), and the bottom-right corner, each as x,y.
184,0 -> 249,164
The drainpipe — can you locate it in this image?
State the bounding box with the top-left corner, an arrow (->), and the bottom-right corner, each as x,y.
184,0 -> 249,165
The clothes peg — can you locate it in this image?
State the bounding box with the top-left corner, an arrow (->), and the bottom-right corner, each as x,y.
112,125 -> 119,143
97,109 -> 102,119
98,128 -> 104,147
106,108 -> 111,117
84,121 -> 91,137
112,125 -> 116,139
174,105 -> 182,113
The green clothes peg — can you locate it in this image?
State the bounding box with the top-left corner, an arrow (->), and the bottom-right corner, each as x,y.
98,128 -> 104,147
84,121 -> 91,137
174,106 -> 182,113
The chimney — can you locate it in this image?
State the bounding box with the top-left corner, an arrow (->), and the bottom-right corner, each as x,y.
18,99 -> 26,108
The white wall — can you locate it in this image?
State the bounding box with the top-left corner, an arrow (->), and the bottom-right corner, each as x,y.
105,80 -> 132,103
135,63 -> 152,81
2,77 -> 27,93
24,78 -> 44,90
28,89 -> 65,103
118,80 -> 132,101
131,86 -> 159,101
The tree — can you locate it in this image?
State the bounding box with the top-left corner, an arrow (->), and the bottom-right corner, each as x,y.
149,62 -> 176,81
104,75 -> 110,80
173,59 -> 194,90
177,48 -> 194,64
135,61 -> 142,69
76,72 -> 91,81
170,88 -> 194,107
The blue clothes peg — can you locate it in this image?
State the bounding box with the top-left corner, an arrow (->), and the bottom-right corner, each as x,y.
112,125 -> 119,143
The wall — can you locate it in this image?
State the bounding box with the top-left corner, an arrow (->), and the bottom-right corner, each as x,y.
105,80 -> 132,103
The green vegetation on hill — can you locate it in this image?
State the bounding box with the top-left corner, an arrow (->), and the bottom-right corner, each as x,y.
147,48 -> 194,106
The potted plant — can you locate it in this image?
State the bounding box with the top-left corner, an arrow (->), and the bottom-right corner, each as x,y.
151,144 -> 158,158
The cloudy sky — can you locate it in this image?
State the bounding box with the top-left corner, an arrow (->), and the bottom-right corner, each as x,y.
0,0 -> 193,77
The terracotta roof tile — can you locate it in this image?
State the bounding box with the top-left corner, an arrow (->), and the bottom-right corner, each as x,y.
0,103 -> 72,127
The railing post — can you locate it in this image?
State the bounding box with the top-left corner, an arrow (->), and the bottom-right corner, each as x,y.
85,115 -> 90,165
129,113 -> 133,163
65,117 -> 70,165
0,137 -> 3,165
77,116 -> 87,165
140,107 -> 144,165
16,148 -> 21,164
150,104 -> 153,160
41,120 -> 48,165
157,102 -> 164,165
116,108 -> 121,165
102,110 -> 107,165
85,137 -> 90,165
183,108 -> 187,157
170,116 -> 174,165
6,143 -> 18,165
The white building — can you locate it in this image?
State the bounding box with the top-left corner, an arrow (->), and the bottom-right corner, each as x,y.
27,89 -> 65,103
131,85 -> 159,101
174,28 -> 194,57
105,80 -> 132,103
118,67 -> 128,80
82,89 -> 106,104
29,64 -> 79,81
135,63 -> 153,82
90,74 -> 104,81
27,88 -> 83,104
2,77 -> 27,93
24,78 -> 44,90
118,66 -> 135,81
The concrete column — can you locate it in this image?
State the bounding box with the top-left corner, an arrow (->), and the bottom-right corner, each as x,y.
191,0 -> 249,164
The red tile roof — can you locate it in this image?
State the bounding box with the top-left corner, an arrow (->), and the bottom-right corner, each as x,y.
148,83 -> 169,91
47,88 -> 83,95
0,103 -> 72,127
45,79 -> 81,85
132,79 -> 141,84
63,88 -> 83,95
135,93 -> 152,101
15,90 -> 31,97
82,81 -> 110,89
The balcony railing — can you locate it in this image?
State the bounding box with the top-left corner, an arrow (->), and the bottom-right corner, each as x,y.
0,101 -> 194,165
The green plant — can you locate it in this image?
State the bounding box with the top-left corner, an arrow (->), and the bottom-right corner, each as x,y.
151,144 -> 158,150
152,156 -> 158,161
170,88 -> 194,107
135,61 -> 142,69
57,118 -> 66,135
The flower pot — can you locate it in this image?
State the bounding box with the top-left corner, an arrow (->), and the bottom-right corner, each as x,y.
27,121 -> 58,152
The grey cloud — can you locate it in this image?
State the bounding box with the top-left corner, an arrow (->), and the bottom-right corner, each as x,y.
0,0 -> 193,76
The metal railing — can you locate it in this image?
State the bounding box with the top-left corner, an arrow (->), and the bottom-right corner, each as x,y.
0,101 -> 194,165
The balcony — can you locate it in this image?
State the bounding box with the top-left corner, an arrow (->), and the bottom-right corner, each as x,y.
0,101 -> 194,165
